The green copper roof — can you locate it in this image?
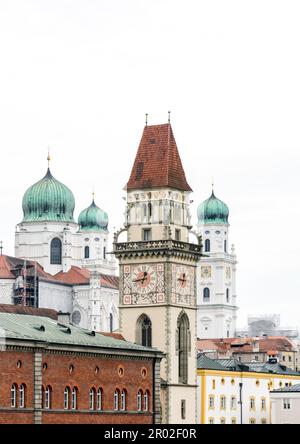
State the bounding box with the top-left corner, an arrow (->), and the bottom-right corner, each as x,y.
197,191 -> 229,225
22,168 -> 75,223
78,199 -> 108,232
0,312 -> 157,353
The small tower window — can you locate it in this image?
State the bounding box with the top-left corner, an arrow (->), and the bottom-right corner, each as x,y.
226,288 -> 229,303
205,239 -> 210,252
175,229 -> 181,241
148,203 -> 152,218
142,228 -> 151,241
224,240 -> 227,252
50,238 -> 62,265
110,313 -> 114,333
203,287 -> 210,302
84,246 -> 90,259
103,246 -> 106,259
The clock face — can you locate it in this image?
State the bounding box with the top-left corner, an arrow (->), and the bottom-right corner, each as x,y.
175,265 -> 191,295
132,264 -> 156,295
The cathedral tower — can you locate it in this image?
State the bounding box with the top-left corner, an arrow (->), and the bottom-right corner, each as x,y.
197,189 -> 238,338
114,122 -> 203,424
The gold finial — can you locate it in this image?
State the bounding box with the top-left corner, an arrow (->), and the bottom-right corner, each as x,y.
168,111 -> 171,123
0,241 -> 3,255
47,147 -> 51,168
92,186 -> 95,202
212,177 -> 214,193
145,113 -> 148,127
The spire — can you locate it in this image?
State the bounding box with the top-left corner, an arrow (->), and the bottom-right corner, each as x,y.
0,241 -> 3,255
126,122 -> 192,192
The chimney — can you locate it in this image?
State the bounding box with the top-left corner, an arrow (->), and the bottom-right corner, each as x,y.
57,312 -> 71,325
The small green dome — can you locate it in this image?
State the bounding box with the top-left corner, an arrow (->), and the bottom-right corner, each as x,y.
78,199 -> 108,232
197,191 -> 229,224
22,168 -> 75,223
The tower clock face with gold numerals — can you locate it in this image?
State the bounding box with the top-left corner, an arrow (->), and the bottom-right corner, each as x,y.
171,264 -> 195,305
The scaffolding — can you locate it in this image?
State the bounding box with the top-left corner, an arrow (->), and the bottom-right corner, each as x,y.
13,261 -> 39,307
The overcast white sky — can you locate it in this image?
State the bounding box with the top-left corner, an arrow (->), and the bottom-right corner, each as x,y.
0,1 -> 299,328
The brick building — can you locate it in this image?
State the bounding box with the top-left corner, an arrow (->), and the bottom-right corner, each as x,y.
0,306 -> 162,424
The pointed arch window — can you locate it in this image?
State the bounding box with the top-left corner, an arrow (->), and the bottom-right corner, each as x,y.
50,238 -> 62,265
203,287 -> 210,302
177,312 -> 190,384
205,239 -> 210,252
84,246 -> 90,259
136,314 -> 152,347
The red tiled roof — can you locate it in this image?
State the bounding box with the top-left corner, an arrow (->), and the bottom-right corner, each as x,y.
0,303 -> 58,320
197,337 -> 294,353
54,266 -> 119,289
126,123 -> 192,192
0,255 -> 15,278
100,332 -> 125,341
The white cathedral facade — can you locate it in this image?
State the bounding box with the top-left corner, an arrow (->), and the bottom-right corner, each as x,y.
0,164 -> 119,333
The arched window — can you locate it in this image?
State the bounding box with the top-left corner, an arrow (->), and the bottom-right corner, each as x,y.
203,287 -> 210,302
45,385 -> 52,409
224,240 -> 227,253
97,388 -> 103,411
89,388 -> 96,410
137,390 -> 143,411
103,247 -> 106,259
144,391 -> 149,412
205,239 -> 210,252
64,386 -> 70,410
11,384 -> 17,408
136,314 -> 152,347
148,203 -> 152,218
114,389 -> 120,411
71,387 -> 78,410
50,238 -> 62,265
226,288 -> 229,303
84,246 -> 90,259
177,312 -> 190,384
121,390 -> 127,411
19,384 -> 26,408
110,313 -> 114,333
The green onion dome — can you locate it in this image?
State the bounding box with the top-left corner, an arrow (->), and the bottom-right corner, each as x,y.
78,199 -> 108,232
22,168 -> 75,223
197,191 -> 229,224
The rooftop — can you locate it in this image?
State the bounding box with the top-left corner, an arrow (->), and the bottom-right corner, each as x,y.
126,123 -> 192,192
271,383 -> 300,393
0,312 -> 158,355
197,354 -> 300,376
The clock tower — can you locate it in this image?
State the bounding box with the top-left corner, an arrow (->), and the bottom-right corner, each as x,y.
113,122 -> 203,424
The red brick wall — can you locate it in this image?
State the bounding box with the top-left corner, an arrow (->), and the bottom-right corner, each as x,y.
0,349 -> 154,424
0,350 -> 34,423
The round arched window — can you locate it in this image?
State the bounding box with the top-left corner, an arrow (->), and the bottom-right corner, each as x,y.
72,311 -> 81,325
